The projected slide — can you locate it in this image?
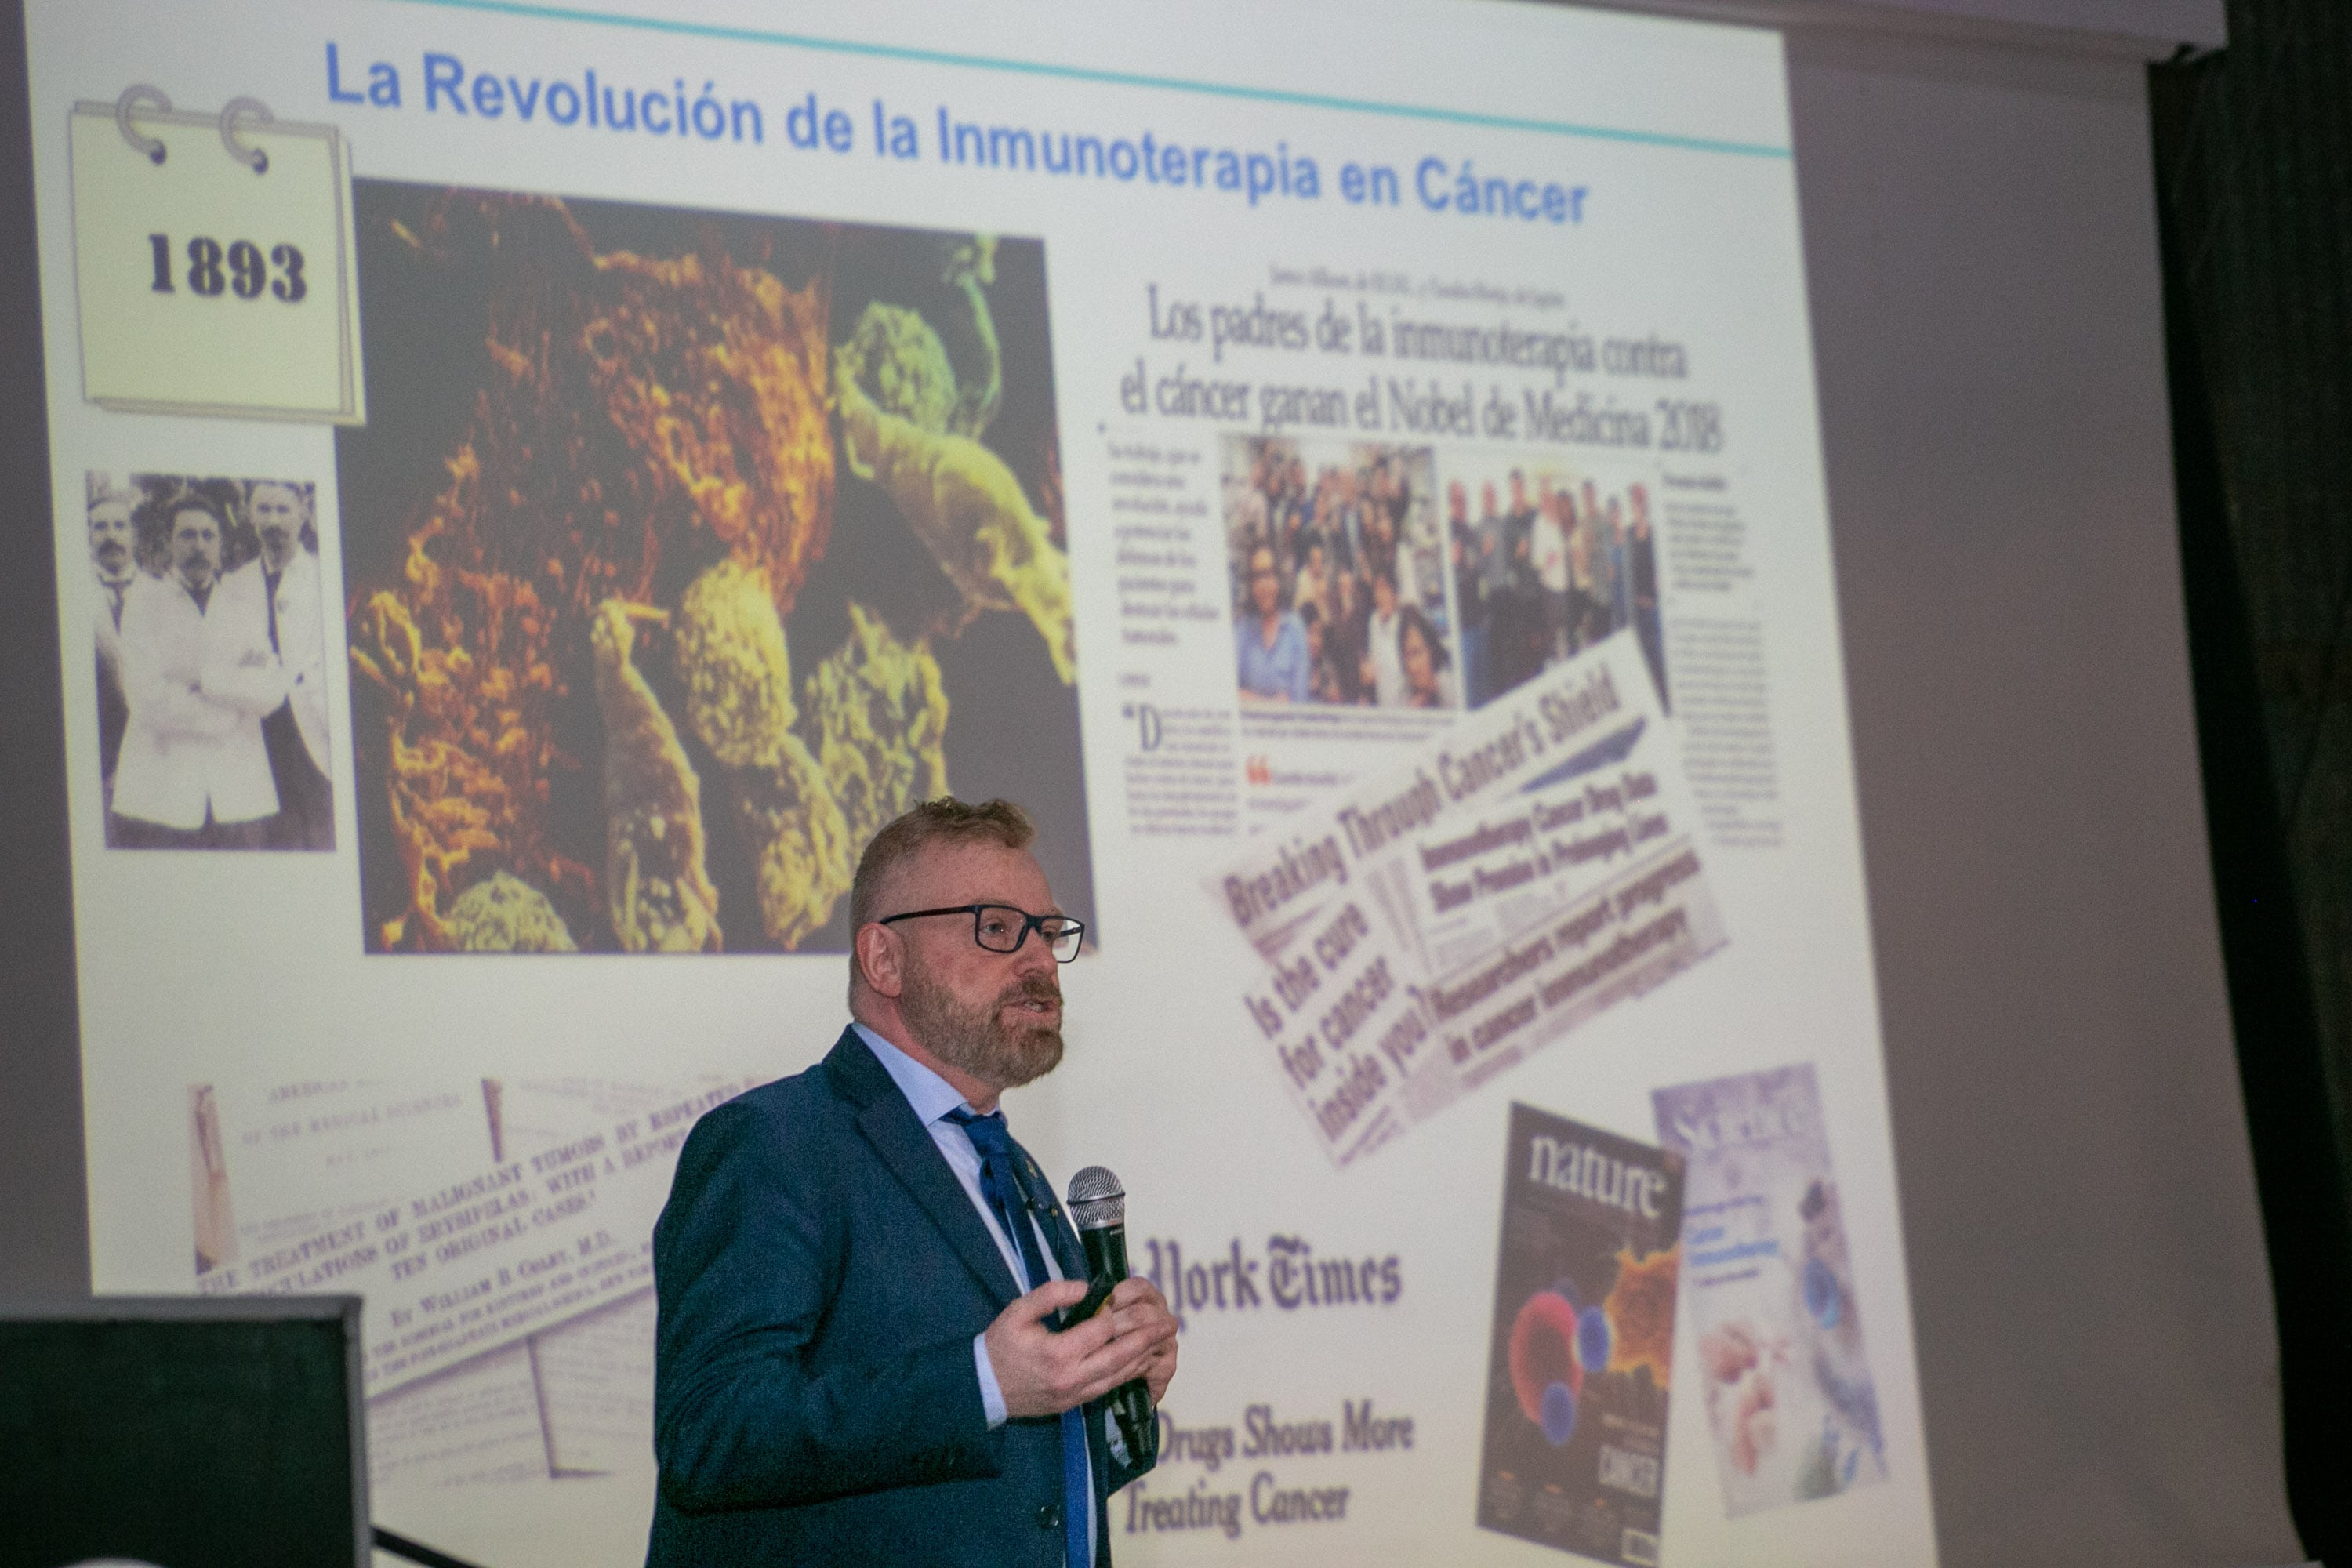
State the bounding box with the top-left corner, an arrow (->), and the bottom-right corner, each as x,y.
28,2 -> 1934,1565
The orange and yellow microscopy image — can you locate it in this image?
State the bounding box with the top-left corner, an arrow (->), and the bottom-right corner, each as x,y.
336,187 -> 1090,953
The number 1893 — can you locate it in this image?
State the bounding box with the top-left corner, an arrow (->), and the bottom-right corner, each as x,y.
147,234 -> 307,303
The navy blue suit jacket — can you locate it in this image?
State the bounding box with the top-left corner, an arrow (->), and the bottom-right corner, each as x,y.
647,1027 -> 1152,1565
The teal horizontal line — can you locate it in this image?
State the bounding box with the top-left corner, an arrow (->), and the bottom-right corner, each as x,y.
380,0 -> 1791,160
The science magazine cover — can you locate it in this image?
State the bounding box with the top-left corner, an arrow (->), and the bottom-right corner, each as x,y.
1653,1063 -> 1887,1517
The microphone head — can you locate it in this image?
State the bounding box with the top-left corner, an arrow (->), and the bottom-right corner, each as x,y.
1066,1165 -> 1125,1231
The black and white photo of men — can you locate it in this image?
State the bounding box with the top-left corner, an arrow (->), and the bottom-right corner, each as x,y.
88,479 -> 137,800
233,481 -> 336,849
98,474 -> 336,851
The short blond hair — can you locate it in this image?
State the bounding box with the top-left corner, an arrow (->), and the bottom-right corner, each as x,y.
848,797 -> 1035,934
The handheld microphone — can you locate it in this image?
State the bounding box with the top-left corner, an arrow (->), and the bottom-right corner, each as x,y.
1066,1165 -> 1158,1465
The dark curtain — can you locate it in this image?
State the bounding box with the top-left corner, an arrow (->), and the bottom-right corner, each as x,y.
2152,9 -> 2352,1558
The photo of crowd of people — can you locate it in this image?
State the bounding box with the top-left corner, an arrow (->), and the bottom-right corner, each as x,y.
89,474 -> 336,851
1446,463 -> 1667,711
1225,437 -> 1457,710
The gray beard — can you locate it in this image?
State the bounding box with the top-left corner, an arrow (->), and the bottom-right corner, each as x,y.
898,964 -> 1064,1093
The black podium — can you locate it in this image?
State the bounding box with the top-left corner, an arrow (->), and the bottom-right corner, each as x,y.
0,1296 -> 368,1568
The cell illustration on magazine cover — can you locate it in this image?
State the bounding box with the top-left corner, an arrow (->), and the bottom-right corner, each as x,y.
1653,1062 -> 1887,1515
336,187 -> 1091,952
1479,1102 -> 1682,1566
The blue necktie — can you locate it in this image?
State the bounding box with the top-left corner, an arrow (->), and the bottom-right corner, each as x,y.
947,1107 -> 1089,1568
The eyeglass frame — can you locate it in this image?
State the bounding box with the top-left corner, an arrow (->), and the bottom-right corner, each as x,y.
874,903 -> 1087,963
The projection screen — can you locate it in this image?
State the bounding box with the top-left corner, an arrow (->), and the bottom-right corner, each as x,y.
27,1 -> 1947,1563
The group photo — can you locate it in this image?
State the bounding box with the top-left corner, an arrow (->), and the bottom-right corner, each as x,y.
1223,435 -> 1457,710
1443,460 -> 1668,711
89,473 -> 336,852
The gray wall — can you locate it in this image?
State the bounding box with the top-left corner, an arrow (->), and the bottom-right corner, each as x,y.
1572,0 -> 2221,60
1788,24 -> 2302,1568
1854,0 -> 2222,46
1853,0 -> 2220,45
0,0 -> 89,1305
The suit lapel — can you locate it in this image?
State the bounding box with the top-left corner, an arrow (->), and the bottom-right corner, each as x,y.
828,1029 -> 1022,1307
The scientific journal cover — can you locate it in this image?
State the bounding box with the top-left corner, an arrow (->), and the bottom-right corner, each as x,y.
1477,1102 -> 1683,1566
1652,1063 -> 1888,1516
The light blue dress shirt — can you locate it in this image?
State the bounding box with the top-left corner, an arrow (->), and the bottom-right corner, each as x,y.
1235,610 -> 1312,701
852,1023 -> 1101,1559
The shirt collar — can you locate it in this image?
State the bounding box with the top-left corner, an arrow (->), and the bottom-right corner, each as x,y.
852,1022 -> 976,1127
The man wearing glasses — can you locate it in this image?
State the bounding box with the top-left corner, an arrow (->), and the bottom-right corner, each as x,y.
648,797 -> 1179,1568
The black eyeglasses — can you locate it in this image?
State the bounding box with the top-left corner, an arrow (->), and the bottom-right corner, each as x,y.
877,904 -> 1086,963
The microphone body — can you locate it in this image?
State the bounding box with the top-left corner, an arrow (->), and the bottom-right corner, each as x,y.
1066,1167 -> 1158,1466
1075,1220 -> 1130,1293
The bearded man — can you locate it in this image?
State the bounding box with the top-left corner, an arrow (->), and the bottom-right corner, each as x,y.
110,492 -> 283,848
87,484 -> 139,795
222,479 -> 334,849
649,797 -> 1178,1567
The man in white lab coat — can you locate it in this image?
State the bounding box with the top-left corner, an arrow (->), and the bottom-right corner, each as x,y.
225,480 -> 334,850
109,492 -> 284,848
86,483 -> 138,797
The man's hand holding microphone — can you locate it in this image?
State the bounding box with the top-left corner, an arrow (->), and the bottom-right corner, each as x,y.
984,1165 -> 1174,1450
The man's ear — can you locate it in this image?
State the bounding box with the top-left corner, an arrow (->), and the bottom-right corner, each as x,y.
855,922 -> 904,1000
